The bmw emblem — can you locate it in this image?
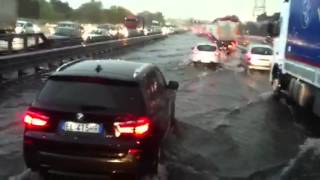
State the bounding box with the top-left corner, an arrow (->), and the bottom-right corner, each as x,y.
76,113 -> 84,121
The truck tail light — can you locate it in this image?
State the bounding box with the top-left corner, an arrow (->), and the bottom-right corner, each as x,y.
24,110 -> 49,128
114,116 -> 151,138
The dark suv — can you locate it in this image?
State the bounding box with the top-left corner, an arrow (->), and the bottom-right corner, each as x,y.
23,60 -> 179,179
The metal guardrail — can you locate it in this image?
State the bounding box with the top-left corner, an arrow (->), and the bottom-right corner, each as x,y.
0,34 -> 165,79
0,33 -> 49,53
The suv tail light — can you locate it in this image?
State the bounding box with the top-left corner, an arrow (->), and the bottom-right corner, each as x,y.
114,116 -> 151,138
24,110 -> 49,128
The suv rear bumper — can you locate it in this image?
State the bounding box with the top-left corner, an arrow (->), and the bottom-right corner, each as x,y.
24,145 -> 142,174
23,135 -> 155,176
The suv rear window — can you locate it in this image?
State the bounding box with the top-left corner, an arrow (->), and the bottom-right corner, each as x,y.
36,78 -> 145,113
251,47 -> 273,55
197,45 -> 216,52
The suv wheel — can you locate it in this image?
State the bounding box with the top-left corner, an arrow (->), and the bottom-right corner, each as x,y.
39,169 -> 49,180
137,148 -> 161,180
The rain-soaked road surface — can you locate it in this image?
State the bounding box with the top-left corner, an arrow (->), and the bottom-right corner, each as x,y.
1,33 -> 320,180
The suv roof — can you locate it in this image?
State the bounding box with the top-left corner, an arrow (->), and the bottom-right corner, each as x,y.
54,60 -> 154,82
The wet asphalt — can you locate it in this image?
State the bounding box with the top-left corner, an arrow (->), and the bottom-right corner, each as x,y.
1,33 -> 320,180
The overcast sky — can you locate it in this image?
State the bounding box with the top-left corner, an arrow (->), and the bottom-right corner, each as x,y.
61,0 -> 282,21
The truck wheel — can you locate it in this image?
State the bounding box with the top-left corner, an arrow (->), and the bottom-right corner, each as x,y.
271,65 -> 283,100
272,78 -> 281,100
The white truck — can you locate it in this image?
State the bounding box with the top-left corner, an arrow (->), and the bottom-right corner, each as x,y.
0,0 -> 17,33
271,0 -> 320,117
208,21 -> 239,42
207,17 -> 240,54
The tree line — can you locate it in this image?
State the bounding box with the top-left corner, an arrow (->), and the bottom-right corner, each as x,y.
240,12 -> 280,37
18,0 -> 165,24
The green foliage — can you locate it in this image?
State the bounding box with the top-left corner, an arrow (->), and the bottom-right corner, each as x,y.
138,11 -> 165,25
255,12 -> 280,37
257,12 -> 280,22
36,0 -> 136,24
101,6 -> 133,24
72,1 -> 103,23
35,0 -> 166,24
50,0 -> 73,19
38,0 -> 61,21
18,0 -> 40,18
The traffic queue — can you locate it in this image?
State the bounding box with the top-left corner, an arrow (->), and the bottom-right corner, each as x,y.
0,16 -> 182,54
191,16 -> 274,71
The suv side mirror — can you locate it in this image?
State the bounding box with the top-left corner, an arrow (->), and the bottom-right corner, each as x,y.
167,81 -> 179,90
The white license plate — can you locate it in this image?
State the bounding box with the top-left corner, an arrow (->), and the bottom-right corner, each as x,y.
253,59 -> 270,66
63,121 -> 101,133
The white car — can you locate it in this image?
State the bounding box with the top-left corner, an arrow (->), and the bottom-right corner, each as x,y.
241,44 -> 273,70
15,20 -> 40,34
191,43 -> 220,64
85,28 -> 112,42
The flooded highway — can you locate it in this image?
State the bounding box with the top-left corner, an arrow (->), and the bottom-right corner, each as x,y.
1,33 -> 319,180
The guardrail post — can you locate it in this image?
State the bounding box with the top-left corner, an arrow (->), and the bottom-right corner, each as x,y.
35,35 -> 39,46
8,37 -> 13,53
23,36 -> 28,50
35,65 -> 41,73
18,69 -> 26,78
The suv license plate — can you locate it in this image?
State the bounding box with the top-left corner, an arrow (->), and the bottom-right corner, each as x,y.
63,121 -> 101,133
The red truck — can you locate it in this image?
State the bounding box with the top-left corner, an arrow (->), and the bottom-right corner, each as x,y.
124,15 -> 145,37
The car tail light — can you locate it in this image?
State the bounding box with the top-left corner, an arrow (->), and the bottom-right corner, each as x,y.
24,110 -> 49,128
114,116 -> 151,138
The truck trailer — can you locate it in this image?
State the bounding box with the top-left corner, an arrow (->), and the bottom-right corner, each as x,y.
271,0 -> 320,117
207,16 -> 240,54
0,0 -> 17,33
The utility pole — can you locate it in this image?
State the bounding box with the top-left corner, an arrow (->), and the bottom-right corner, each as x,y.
253,0 -> 266,18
